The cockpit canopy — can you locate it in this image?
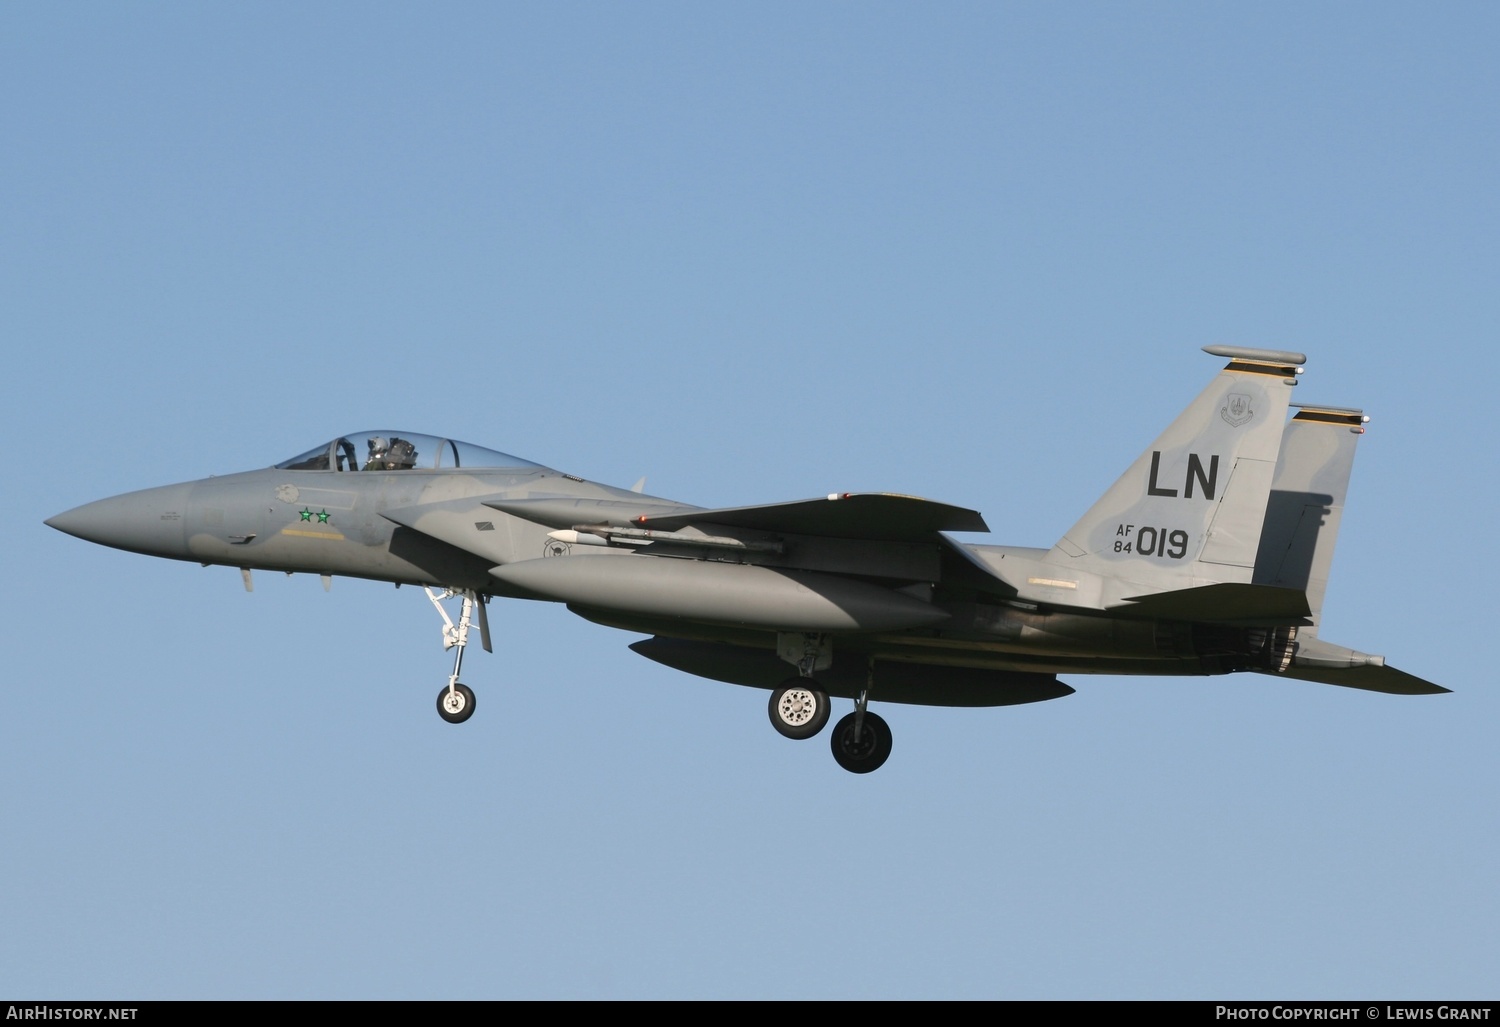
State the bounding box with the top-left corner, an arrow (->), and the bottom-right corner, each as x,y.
276,431 -> 543,473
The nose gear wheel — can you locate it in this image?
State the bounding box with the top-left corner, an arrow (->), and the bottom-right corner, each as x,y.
437,682 -> 476,723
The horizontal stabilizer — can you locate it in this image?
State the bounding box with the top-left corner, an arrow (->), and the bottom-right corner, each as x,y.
1114,582 -> 1311,625
1277,663 -> 1450,695
635,493 -> 989,541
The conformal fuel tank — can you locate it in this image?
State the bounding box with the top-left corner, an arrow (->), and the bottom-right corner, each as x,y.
489,554 -> 949,633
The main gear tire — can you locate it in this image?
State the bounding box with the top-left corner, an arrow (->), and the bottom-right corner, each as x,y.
829,711 -> 892,773
769,681 -> 832,740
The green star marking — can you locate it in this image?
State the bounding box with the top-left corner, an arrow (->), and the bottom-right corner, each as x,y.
299,508 -> 313,521
316,510 -> 331,524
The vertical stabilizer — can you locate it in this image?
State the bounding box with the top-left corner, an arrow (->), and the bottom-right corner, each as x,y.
1043,346 -> 1303,600
1252,405 -> 1368,633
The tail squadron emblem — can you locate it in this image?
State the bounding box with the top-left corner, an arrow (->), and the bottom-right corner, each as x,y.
1221,392 -> 1254,427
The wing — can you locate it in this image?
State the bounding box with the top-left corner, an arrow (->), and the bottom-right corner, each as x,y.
383,491 -> 987,586
633,493 -> 988,541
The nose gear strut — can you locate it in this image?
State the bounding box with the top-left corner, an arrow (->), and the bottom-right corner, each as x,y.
425,587 -> 491,723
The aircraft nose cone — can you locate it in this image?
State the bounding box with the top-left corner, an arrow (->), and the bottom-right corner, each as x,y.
46,482 -> 193,558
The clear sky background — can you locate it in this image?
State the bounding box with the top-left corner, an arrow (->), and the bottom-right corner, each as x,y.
3,3 -> 1496,1000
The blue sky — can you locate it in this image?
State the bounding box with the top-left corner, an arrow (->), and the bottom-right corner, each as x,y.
3,3 -> 1496,999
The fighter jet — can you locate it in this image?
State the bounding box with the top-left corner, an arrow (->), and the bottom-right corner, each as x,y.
46,346 -> 1446,773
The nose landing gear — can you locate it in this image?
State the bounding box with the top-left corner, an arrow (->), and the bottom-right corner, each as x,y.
426,587 -> 490,725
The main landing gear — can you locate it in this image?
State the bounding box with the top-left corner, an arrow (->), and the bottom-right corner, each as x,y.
769,681 -> 832,739
827,657 -> 891,773
830,710 -> 891,774
426,587 -> 490,724
768,632 -> 832,740
767,639 -> 893,773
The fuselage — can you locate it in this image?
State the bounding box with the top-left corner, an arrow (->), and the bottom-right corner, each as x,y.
46,434 -> 1289,695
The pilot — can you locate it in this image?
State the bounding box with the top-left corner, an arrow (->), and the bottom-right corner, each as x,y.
364,437 -> 390,471
363,436 -> 420,471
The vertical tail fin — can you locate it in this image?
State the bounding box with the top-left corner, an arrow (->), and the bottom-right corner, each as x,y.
1042,346 -> 1303,602
1252,405 -> 1368,634
1253,407 -> 1449,693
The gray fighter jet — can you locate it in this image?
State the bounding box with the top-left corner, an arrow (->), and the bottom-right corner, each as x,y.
46,346 -> 1446,772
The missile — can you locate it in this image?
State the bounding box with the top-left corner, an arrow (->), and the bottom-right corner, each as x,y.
545,529 -> 610,547
490,555 -> 949,633
546,525 -> 783,553
486,497 -> 698,529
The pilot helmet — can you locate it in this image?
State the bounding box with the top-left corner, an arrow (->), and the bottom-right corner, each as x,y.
367,436 -> 390,458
